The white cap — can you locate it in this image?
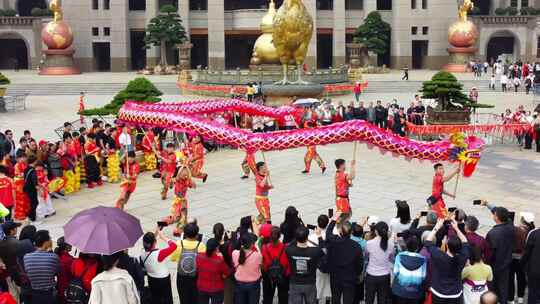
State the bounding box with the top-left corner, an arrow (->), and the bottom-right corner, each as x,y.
520,212 -> 535,224
367,216 -> 379,226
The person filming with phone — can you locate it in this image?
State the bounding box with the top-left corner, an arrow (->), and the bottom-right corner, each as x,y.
140,227 -> 178,304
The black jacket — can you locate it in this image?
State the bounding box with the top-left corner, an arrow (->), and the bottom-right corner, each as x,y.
325,221 -> 364,286
486,222 -> 515,271
521,228 -> 540,278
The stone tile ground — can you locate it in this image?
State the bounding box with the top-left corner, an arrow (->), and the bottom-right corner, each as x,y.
0,70 -> 538,302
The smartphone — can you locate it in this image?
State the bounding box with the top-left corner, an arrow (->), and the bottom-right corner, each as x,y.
448,207 -> 457,213
306,224 -> 317,230
328,208 -> 334,218
157,221 -> 168,230
473,200 -> 482,205
508,211 -> 516,223
420,211 -> 428,216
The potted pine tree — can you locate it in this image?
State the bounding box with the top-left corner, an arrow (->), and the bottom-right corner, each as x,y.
420,71 -> 493,124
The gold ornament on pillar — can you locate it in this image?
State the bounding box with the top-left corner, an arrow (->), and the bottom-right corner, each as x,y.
41,0 -> 74,50
444,0 -> 478,72
448,0 -> 478,48
250,0 -> 280,65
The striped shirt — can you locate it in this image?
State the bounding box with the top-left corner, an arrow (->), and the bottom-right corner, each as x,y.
23,250 -> 60,290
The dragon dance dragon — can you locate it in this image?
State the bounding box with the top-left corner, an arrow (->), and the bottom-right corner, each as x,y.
117,99 -> 485,177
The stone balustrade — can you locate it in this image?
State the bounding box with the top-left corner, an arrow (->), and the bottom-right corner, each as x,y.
473,15 -> 535,24
192,66 -> 350,85
0,16 -> 40,26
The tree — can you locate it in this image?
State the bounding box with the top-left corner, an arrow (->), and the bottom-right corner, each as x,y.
144,4 -> 187,67
0,72 -> 10,85
353,11 -> 391,56
81,77 -> 162,116
420,71 -> 493,111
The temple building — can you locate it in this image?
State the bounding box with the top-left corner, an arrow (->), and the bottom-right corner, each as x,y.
1,0 -> 540,71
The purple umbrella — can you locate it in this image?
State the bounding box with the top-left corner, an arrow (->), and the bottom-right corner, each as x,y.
63,206 -> 143,255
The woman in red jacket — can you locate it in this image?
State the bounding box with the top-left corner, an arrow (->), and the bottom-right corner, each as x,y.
71,253 -> 100,293
55,237 -> 73,304
196,238 -> 230,304
261,226 -> 291,304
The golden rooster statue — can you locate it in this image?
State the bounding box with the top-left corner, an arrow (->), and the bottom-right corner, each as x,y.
272,0 -> 314,84
458,0 -> 473,22
50,0 -> 63,22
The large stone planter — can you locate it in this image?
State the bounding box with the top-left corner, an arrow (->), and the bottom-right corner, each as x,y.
0,86 -> 7,97
426,107 -> 470,125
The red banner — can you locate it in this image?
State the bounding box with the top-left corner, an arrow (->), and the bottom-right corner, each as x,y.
406,122 -> 533,136
178,82 -> 368,95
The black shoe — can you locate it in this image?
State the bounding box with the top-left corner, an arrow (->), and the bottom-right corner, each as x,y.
301,170 -> 309,174
321,167 -> 326,174
203,174 -> 208,183
152,172 -> 161,178
240,175 -> 249,179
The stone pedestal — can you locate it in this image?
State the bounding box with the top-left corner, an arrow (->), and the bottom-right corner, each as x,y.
443,47 -> 477,73
262,84 -> 324,106
39,48 -> 81,75
178,43 -> 193,70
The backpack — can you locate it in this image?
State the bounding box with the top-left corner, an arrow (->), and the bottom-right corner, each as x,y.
265,244 -> 285,286
177,240 -> 200,277
65,267 -> 90,304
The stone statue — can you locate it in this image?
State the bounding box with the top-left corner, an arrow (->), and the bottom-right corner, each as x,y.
273,0 -> 314,84
458,0 -> 473,22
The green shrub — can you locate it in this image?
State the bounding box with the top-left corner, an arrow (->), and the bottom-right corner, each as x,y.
31,7 -> 42,16
494,7 -> 507,15
507,6 -> 518,15
0,72 -> 10,85
0,9 -> 17,16
81,77 -> 162,116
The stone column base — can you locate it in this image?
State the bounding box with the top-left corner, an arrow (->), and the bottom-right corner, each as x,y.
443,47 -> 477,73
39,48 -> 81,75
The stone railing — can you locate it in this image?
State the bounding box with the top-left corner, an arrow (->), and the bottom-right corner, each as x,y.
0,16 -> 40,26
472,15 -> 535,24
192,66 -> 350,84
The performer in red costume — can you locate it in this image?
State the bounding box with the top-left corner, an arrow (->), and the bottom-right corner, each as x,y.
167,166 -> 195,236
334,158 -> 356,215
430,163 -> 460,218
302,121 -> 326,174
115,151 -> 140,210
157,143 -> 177,200
141,129 -> 158,171
240,151 -> 256,179
188,135 -> 208,182
255,161 -> 273,222
84,133 -> 103,188
13,151 -> 30,220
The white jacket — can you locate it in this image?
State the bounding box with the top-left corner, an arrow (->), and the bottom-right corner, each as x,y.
88,267 -> 140,304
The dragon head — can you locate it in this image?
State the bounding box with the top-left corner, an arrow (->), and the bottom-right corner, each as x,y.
448,133 -> 485,177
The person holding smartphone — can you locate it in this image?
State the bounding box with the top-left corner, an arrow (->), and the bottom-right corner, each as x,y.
140,228 -> 178,304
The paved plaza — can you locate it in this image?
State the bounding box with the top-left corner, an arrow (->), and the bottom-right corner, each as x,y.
1,70 -> 539,301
